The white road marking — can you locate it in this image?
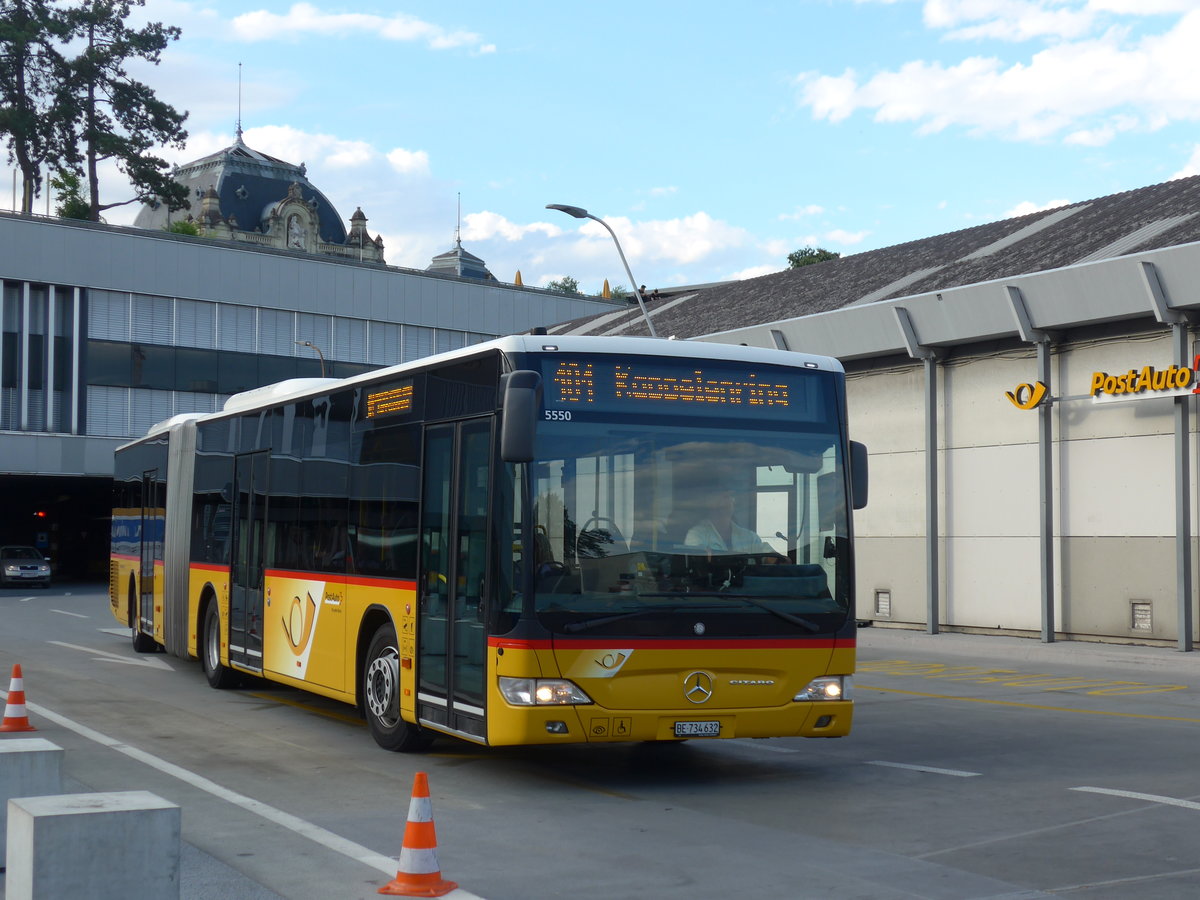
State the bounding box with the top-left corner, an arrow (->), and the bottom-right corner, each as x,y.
52,609 -> 89,619
1071,786 -> 1200,811
867,760 -> 981,777
2,694 -> 403,877
100,627 -> 133,637
48,640 -> 174,671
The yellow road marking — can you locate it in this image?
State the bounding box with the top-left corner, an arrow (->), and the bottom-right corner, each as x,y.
858,660 -> 1188,695
860,684 -> 1200,724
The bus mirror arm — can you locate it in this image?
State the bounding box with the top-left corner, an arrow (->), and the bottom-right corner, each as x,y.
500,370 -> 543,463
850,441 -> 868,510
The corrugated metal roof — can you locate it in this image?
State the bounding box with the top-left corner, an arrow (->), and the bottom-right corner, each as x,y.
556,174 -> 1200,344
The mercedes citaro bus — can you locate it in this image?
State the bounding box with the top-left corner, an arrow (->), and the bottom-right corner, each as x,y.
110,335 -> 867,751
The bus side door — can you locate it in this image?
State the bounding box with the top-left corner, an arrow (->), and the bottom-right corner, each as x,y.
418,418 -> 492,740
229,450 -> 269,671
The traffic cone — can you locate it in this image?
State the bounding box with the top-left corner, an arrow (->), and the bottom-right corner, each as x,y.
0,664 -> 37,733
379,771 -> 458,897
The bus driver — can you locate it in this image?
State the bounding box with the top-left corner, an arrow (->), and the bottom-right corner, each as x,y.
684,486 -> 771,553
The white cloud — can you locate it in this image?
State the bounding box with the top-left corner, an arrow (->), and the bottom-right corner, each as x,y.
386,148 -> 431,176
649,186 -> 678,197
796,9 -> 1200,144
230,3 -> 490,52
778,204 -> 825,220
573,213 -> 752,266
825,228 -> 870,245
463,211 -> 562,242
730,264 -> 781,280
924,0 -> 1096,41
1088,0 -> 1197,12
239,125 -> 382,171
1172,146 -> 1200,180
1004,197 -> 1070,217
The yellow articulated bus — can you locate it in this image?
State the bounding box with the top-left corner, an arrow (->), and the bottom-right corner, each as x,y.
110,335 -> 867,751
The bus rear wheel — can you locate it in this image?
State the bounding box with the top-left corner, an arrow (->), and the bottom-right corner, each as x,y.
202,602 -> 240,689
364,623 -> 432,752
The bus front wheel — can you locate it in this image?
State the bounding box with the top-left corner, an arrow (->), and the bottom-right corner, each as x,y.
202,602 -> 240,689
364,623 -> 431,752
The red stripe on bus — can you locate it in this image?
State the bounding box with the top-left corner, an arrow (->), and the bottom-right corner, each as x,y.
263,569 -> 418,591
488,637 -> 854,650
191,562 -> 230,573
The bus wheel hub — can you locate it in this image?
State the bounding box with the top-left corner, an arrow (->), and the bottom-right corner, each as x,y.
366,651 -> 399,719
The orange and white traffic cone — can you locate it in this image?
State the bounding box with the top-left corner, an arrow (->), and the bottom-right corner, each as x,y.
0,663 -> 37,733
379,771 -> 458,897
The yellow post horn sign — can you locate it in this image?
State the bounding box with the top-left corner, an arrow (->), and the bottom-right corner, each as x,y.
1005,381 -> 1048,410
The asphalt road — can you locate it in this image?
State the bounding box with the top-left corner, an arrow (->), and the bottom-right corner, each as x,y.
4,584 -> 1200,898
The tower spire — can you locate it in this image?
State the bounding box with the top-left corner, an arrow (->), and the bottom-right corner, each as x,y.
455,192 -> 461,247
236,62 -> 243,141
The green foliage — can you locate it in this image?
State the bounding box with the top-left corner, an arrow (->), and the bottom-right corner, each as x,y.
608,284 -> 630,300
545,275 -> 581,294
63,0 -> 190,220
50,171 -> 88,218
166,219 -> 198,236
787,246 -> 841,268
0,0 -> 190,220
0,0 -> 74,212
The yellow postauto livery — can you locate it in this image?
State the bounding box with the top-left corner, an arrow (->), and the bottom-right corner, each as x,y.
111,335 -> 866,751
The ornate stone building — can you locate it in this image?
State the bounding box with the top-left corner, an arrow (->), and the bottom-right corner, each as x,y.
134,135 -> 385,263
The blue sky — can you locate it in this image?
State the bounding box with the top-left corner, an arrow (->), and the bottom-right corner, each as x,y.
7,0 -> 1200,296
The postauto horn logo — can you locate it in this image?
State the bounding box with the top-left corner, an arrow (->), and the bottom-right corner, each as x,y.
1005,381 -> 1048,410
1089,358 -> 1200,399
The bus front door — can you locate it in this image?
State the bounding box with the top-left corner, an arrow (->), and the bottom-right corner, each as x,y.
418,419 -> 492,741
229,451 -> 269,672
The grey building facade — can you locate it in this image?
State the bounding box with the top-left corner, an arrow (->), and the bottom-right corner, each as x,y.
0,211 -> 622,576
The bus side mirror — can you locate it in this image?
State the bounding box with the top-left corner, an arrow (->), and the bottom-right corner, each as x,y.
850,441 -> 868,510
500,370 -> 542,463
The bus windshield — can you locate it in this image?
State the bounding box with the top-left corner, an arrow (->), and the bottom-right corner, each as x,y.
517,394 -> 850,638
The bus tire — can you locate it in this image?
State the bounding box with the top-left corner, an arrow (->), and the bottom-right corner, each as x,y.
364,623 -> 432,752
130,580 -> 158,653
202,602 -> 240,689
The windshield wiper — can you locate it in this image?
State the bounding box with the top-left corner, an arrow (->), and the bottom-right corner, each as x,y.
640,592 -> 822,633
561,603 -> 708,634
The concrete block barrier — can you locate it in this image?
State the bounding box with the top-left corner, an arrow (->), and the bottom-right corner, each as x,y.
5,790 -> 181,899
0,738 -> 63,846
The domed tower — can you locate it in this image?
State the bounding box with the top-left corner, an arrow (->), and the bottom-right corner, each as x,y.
134,134 -> 384,263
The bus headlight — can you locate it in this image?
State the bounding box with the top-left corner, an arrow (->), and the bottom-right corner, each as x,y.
794,676 -> 851,702
499,677 -> 593,706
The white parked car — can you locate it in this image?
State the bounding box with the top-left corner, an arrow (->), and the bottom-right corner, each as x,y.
1,546 -> 52,587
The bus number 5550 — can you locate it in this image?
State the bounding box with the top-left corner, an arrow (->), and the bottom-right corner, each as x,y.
544,409 -> 572,421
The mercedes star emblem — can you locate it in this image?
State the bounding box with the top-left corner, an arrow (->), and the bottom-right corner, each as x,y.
684,671 -> 714,704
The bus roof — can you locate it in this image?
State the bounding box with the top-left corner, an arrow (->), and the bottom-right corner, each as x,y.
124,335 -> 844,441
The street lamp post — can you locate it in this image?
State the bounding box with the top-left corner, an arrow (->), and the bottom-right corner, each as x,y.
546,204 -> 659,338
295,340 -> 326,377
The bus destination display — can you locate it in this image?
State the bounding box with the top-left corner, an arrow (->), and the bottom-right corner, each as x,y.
365,380 -> 415,418
547,359 -> 799,412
